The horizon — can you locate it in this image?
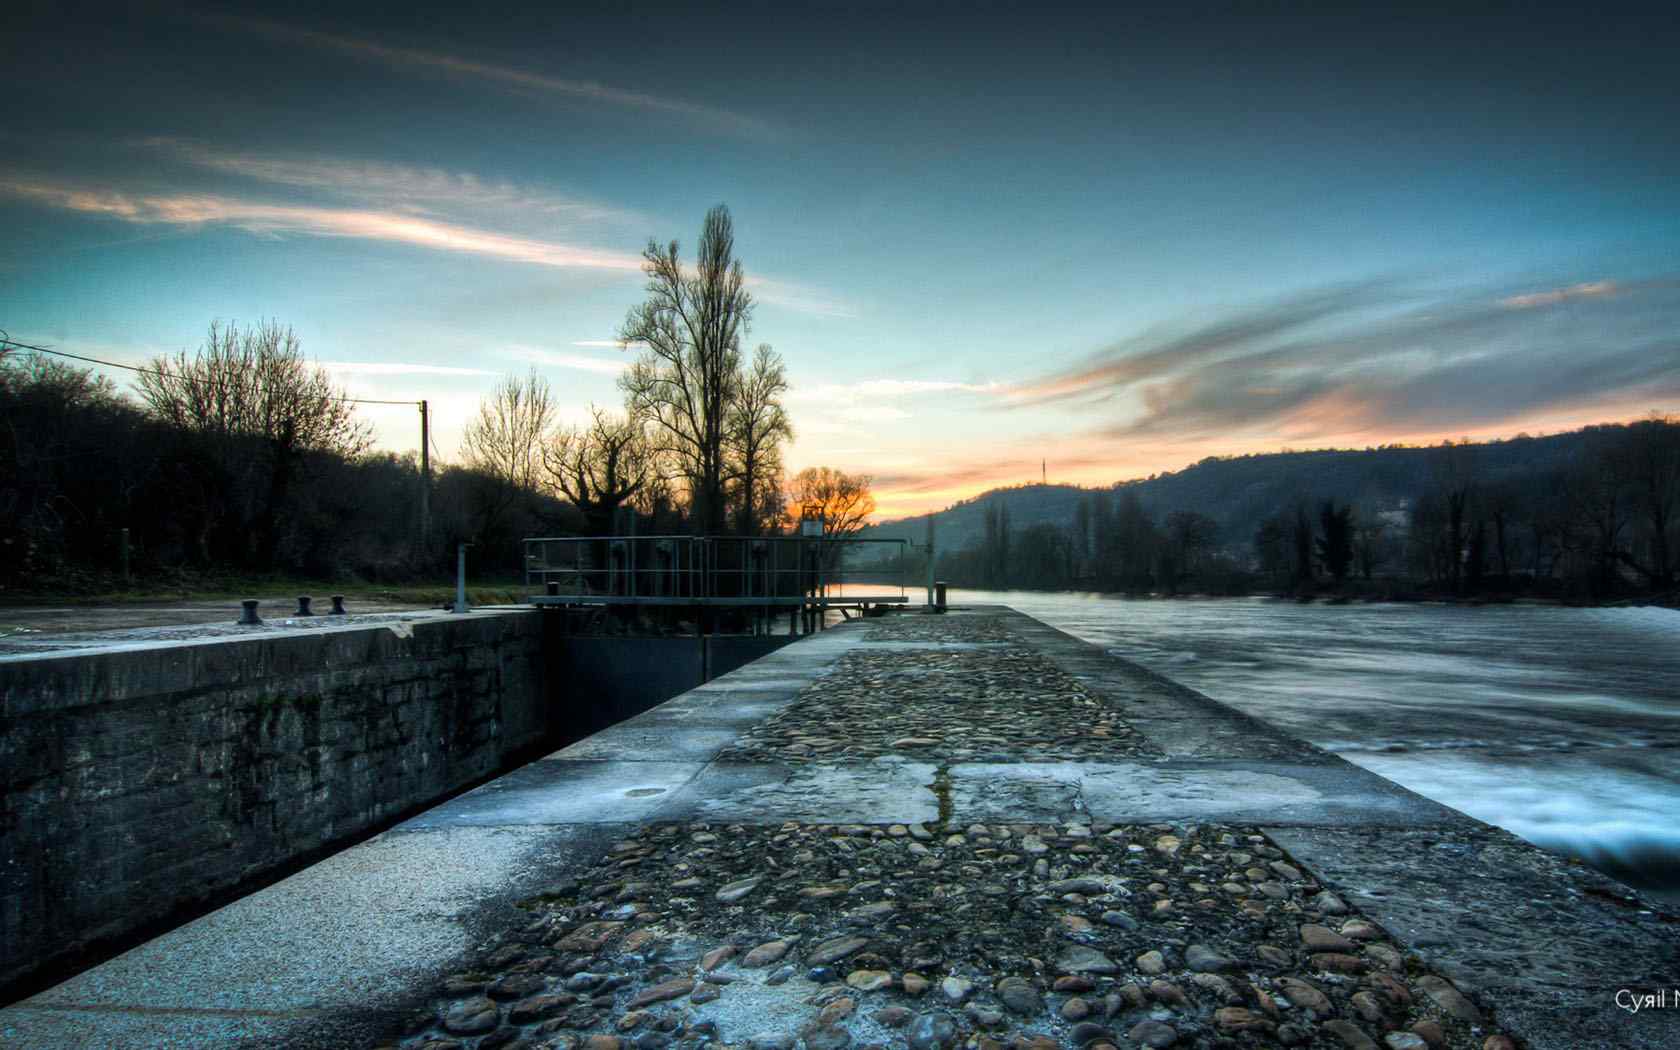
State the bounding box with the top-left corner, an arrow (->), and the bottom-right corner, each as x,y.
4,3 -> 1678,520
869,415 -> 1665,525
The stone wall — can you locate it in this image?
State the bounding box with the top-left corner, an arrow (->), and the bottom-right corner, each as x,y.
0,611 -> 548,992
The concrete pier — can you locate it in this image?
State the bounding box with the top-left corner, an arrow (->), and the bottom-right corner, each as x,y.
3,606 -> 1674,1049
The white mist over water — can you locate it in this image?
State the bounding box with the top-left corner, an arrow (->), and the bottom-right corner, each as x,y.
954,591 -> 1680,900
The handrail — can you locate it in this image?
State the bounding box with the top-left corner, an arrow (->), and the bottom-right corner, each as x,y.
522,534 -> 909,602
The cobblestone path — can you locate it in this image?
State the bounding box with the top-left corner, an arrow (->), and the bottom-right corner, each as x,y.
385,613 -> 1516,1050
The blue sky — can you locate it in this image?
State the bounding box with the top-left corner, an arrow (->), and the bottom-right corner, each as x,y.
3,3 -> 1677,518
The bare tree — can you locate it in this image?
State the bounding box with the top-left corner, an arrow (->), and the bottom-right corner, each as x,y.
460,369 -> 556,542
727,344 -> 792,535
1568,433 -> 1634,596
1429,439 -> 1477,594
543,407 -> 654,536
1316,500 -> 1355,584
137,320 -> 371,567
619,204 -> 749,534
788,466 -> 875,539
1617,414 -> 1680,589
1353,504 -> 1387,580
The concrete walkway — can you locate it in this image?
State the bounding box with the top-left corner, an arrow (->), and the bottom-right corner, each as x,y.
3,607 -> 1674,1049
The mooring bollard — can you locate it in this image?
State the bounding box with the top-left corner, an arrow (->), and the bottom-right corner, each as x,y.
546,580 -> 560,596
237,599 -> 262,626
934,580 -> 948,613
330,595 -> 346,615
454,542 -> 471,613
295,596 -> 314,616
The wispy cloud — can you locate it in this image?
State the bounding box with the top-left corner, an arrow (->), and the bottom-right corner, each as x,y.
1,175 -> 647,272
790,377 -> 1002,404
206,14 -> 774,139
784,376 -> 1001,443
319,361 -> 497,377
1500,279 -> 1619,309
4,172 -> 852,318
503,345 -> 628,376
1008,277 -> 1680,443
1002,282 -> 1396,409
745,277 -> 856,319
143,138 -> 641,230
573,339 -> 649,350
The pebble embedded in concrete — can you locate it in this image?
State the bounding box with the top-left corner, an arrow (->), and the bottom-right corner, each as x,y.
394,818 -> 1495,1050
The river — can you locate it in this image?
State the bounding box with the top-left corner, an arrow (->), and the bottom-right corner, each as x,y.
950,590 -> 1680,901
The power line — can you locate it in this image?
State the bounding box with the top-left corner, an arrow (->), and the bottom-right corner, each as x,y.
0,336 -> 420,406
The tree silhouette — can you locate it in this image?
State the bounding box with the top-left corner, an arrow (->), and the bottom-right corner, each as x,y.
138,320 -> 370,568
727,344 -> 792,535
1316,500 -> 1355,584
619,205 -> 750,535
460,370 -> 556,546
544,407 -> 653,536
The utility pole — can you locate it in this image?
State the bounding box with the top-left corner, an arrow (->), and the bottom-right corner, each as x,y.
925,512 -> 936,608
419,400 -> 431,553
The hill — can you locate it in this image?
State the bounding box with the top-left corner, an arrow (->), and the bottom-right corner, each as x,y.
862,430 -> 1593,554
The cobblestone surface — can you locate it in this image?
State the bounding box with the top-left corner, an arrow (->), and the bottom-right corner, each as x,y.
861,616 -> 1018,645
387,821 -> 1510,1050
718,616 -> 1155,765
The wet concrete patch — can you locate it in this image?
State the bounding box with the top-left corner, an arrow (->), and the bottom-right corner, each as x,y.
664,760 -> 941,824
944,761 -> 1467,826
396,761 -> 707,829
554,726 -> 748,763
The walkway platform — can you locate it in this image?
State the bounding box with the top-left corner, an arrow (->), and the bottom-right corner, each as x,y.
3,607 -> 1674,1049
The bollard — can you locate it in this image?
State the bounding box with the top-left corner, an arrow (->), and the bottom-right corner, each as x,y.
330,595 -> 346,615
237,599 -> 262,626
546,580 -> 560,596
934,581 -> 948,613
454,542 -> 470,613
295,595 -> 314,616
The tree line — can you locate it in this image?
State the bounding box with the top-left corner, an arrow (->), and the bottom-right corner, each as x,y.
0,205 -> 872,593
929,420 -> 1679,602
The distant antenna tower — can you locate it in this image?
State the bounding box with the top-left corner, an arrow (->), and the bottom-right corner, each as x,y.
1042,459 -> 1046,485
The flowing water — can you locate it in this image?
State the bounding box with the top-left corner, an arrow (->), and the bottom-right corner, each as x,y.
951,590 -> 1680,901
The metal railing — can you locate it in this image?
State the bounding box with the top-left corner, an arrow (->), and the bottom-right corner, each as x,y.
522,534 -> 910,606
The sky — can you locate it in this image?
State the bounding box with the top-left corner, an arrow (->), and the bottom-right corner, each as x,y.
3,2 -> 1678,520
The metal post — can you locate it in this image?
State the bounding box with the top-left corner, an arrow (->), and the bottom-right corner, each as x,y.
419,400 -> 431,554
455,542 -> 469,613
925,513 -> 936,608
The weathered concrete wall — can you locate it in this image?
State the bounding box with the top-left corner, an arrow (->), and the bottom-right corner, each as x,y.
0,611 -> 547,993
